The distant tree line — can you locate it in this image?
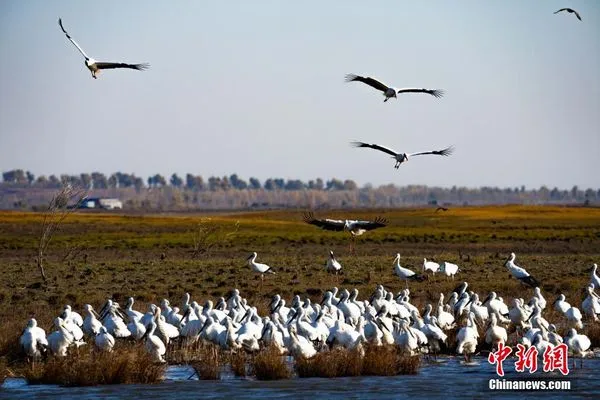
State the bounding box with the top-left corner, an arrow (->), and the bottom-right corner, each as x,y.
1,169 -> 599,210
1,170 -> 359,192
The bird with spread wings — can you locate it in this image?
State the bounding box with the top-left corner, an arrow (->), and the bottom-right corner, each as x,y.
554,8 -> 582,21
58,18 -> 150,79
345,74 -> 444,102
303,212 -> 388,252
351,141 -> 454,169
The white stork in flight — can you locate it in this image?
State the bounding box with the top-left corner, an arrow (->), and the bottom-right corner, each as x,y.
345,74 -> 444,102
303,212 -> 388,236
554,8 -> 582,21
303,212 -> 388,251
351,142 -> 454,169
58,18 -> 149,79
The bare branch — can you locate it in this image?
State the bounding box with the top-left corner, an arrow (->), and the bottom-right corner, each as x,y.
37,184 -> 88,281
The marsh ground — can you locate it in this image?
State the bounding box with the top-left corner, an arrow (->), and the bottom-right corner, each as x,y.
0,205 -> 599,369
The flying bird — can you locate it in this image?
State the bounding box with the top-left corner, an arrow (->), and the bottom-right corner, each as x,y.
58,18 -> 149,79
435,207 -> 449,213
303,212 -> 388,236
554,8 -> 582,21
351,142 -> 454,169
345,74 -> 444,102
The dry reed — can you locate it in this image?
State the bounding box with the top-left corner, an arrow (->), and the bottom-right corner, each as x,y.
250,345 -> 291,380
22,343 -> 165,386
190,343 -> 221,380
229,350 -> 248,377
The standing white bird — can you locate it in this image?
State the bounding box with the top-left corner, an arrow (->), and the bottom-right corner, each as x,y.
531,287 -> 547,310
582,285 -> 600,321
20,318 -> 48,360
393,253 -> 426,288
345,74 -> 444,102
47,317 -> 75,357
485,313 -> 507,349
95,326 -> 115,352
456,312 -> 479,363
326,250 -> 342,275
504,253 -> 540,287
590,264 -> 600,289
423,258 -> 440,275
143,320 -> 166,363
564,329 -> 591,368
58,18 -> 149,79
82,304 -> 103,336
553,294 -> 571,314
246,252 -> 276,281
351,142 -> 454,169
440,261 -> 460,280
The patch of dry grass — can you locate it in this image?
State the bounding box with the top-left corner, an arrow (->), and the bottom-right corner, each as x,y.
190,344 -> 221,380
22,343 -> 165,386
250,345 -> 291,380
295,347 -> 362,378
229,350 -> 248,377
295,346 -> 421,377
583,323 -> 600,348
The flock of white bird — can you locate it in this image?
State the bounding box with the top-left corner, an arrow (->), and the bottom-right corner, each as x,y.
20,251 -> 600,368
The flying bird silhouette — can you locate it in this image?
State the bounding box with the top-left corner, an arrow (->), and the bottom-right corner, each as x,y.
351,142 -> 454,169
58,18 -> 150,79
554,8 -> 582,21
303,212 -> 388,236
345,74 -> 444,102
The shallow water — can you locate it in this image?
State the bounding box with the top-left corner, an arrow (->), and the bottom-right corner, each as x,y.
2,357 -> 599,399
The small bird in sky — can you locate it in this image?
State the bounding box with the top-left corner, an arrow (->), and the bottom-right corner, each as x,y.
58,18 -> 150,79
345,74 -> 444,102
554,8 -> 582,21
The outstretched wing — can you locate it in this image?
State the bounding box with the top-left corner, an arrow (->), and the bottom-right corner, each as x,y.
409,146 -> 454,157
345,74 -> 389,93
353,217 -> 388,231
58,18 -> 90,59
350,141 -> 398,157
95,62 -> 150,71
573,10 -> 582,21
554,8 -> 568,14
396,88 -> 445,98
303,212 -> 345,231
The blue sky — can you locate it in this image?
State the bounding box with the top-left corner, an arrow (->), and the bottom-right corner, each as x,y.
0,0 -> 599,189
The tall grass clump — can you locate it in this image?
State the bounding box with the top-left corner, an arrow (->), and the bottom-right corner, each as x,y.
584,323 -> 600,348
295,346 -> 421,377
295,347 -> 362,378
22,344 -> 165,386
250,345 -> 291,380
191,344 -> 221,380
229,350 -> 248,377
361,345 -> 399,376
